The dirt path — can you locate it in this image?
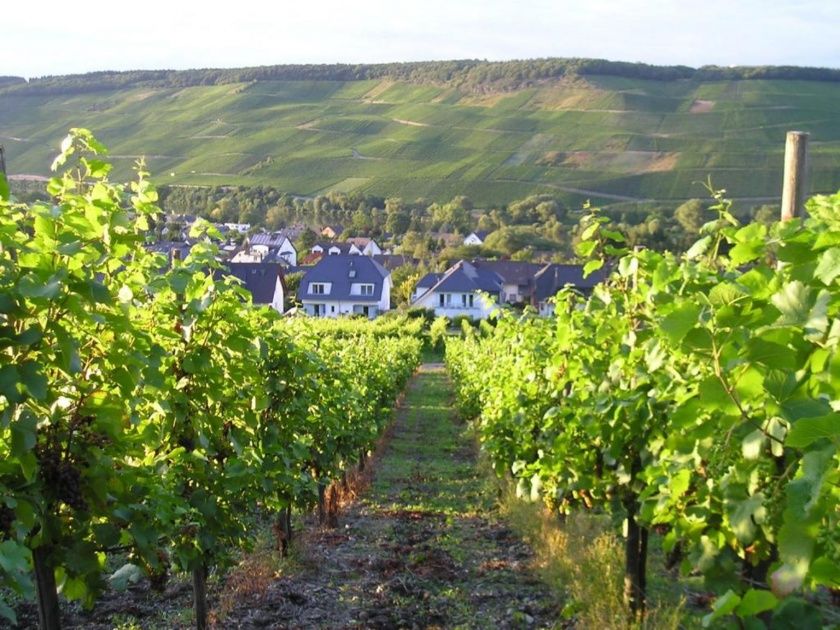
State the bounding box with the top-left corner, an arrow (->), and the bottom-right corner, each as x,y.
222,364 -> 561,629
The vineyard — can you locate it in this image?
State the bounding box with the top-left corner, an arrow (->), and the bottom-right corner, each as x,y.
2,129 -> 840,629
446,194 -> 840,626
0,130 -> 421,628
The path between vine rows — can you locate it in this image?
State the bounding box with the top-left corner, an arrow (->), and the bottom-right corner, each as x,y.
223,363 -> 562,629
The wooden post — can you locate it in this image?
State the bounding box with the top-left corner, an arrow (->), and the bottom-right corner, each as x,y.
192,561 -> 208,630
780,131 -> 809,221
0,145 -> 6,177
33,546 -> 61,630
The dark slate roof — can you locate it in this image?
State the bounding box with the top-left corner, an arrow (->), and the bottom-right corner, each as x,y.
373,254 -> 417,271
249,232 -> 292,248
415,261 -> 503,301
223,263 -> 285,304
470,259 -> 542,288
533,264 -> 608,301
298,255 -> 389,302
416,272 -> 443,289
470,230 -> 490,241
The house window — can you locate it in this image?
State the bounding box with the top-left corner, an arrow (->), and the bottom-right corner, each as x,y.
439,293 -> 445,307
461,294 -> 467,306
468,294 -> 474,308
311,283 -> 326,295
331,305 -> 335,313
360,283 -> 374,296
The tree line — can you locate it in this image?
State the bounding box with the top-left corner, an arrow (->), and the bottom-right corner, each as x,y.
4,58 -> 840,96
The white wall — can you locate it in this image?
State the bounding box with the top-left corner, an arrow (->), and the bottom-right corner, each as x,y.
463,233 -> 483,246
278,239 -> 297,266
412,290 -> 497,319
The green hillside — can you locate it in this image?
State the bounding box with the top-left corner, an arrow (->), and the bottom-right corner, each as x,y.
2,71 -> 840,206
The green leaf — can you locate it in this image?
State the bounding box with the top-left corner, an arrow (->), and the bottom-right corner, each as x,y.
660,303 -> 701,344
814,247 -> 840,284
19,361 -> 47,400
583,259 -> 603,278
11,413 -> 37,457
108,563 -> 144,591
0,172 -> 9,201
810,556 -> 840,587
736,589 -> 777,617
0,364 -> 20,403
702,590 -> 741,627
786,413 -> 839,447
770,598 -> 821,629
686,236 -> 712,260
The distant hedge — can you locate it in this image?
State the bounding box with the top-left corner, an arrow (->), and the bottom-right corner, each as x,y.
3,58 -> 840,96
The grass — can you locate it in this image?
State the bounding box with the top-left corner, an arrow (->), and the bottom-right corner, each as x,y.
2,76 -> 839,207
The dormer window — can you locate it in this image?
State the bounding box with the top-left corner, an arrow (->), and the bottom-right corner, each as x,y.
311,282 -> 327,295
360,283 -> 374,296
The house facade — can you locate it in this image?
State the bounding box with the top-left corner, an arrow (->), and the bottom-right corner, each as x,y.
470,259 -> 542,304
347,237 -> 382,256
298,255 -> 391,319
463,230 -> 490,246
240,233 -> 298,266
410,261 -> 503,319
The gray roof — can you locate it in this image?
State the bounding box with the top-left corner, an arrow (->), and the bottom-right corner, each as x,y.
414,261 -> 503,302
416,272 -> 443,289
298,255 -> 390,302
533,264 -> 608,301
470,259 -> 542,288
145,241 -> 193,259
373,254 -> 417,271
223,263 -> 285,304
469,230 -> 490,241
249,232 -> 292,248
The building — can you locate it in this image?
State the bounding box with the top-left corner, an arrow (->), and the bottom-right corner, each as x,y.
346,237 -> 382,256
410,261 -> 503,319
470,259 -> 543,304
532,264 -> 608,316
298,255 -> 391,319
463,230 -> 490,246
320,224 -> 345,239
224,262 -> 286,313
311,241 -> 361,257
237,233 -> 298,266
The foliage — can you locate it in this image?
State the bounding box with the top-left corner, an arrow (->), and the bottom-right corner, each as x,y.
6,59 -> 840,97
445,190 -> 840,625
0,131 -> 421,624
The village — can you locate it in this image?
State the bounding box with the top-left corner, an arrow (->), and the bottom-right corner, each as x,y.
150,214 -> 605,321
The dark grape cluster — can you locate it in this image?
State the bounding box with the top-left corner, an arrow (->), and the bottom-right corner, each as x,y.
0,504 -> 14,537
36,446 -> 87,511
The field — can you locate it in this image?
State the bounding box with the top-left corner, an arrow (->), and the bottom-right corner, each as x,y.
2,76 -> 840,206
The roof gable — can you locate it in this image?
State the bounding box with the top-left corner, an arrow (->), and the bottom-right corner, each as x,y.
298,255 -> 389,301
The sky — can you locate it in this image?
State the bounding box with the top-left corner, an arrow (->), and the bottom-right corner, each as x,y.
3,0 -> 839,78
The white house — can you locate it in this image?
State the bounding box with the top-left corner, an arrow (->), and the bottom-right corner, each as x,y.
411,261 -> 503,319
298,255 -> 391,319
311,241 -> 362,256
463,230 -> 490,246
223,222 -> 251,234
347,237 -> 382,256
236,233 -> 297,266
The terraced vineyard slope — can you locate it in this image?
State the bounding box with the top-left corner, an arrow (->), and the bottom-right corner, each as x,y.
2,70 -> 840,206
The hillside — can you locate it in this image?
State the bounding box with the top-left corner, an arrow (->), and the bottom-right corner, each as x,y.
2,61 -> 840,207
